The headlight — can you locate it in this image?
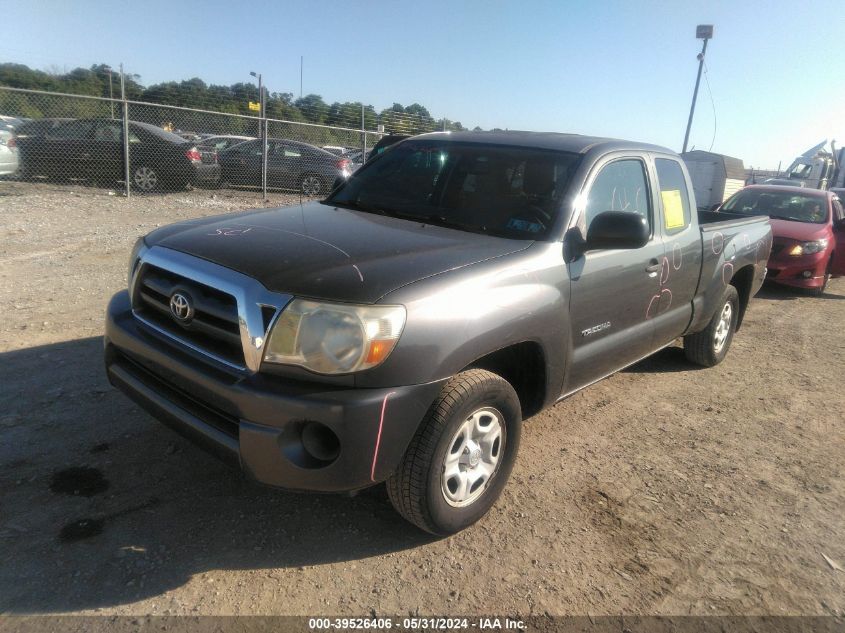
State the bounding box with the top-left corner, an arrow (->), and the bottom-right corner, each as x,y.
264,299 -> 406,374
128,237 -> 148,285
787,239 -> 828,256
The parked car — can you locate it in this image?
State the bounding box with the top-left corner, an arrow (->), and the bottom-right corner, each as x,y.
106,131 -> 771,535
197,135 -> 254,153
15,118 -> 219,190
367,134 -> 410,162
716,185 -> 845,295
218,138 -> 351,195
0,119 -> 19,176
763,178 -> 805,187
321,145 -> 349,156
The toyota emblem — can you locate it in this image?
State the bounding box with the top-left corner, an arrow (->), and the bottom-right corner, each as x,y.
169,292 -> 194,323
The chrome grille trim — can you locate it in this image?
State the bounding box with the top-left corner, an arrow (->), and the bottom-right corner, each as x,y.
130,246 -> 293,374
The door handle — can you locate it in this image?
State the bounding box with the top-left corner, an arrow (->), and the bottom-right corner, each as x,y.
645,259 -> 660,274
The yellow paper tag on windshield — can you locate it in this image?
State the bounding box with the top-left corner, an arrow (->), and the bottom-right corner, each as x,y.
661,190 -> 685,229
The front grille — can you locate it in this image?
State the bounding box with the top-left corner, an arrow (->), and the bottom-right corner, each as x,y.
115,349 -> 240,439
133,264 -> 245,367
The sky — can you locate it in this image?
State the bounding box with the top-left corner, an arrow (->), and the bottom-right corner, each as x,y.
3,0 -> 845,169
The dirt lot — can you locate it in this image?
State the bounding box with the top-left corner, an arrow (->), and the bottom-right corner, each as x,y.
1,180 -> 844,618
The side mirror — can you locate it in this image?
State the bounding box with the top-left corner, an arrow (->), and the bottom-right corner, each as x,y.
586,211 -> 650,251
710,203 -> 721,211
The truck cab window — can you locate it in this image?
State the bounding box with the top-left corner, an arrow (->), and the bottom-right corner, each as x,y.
655,158 -> 692,232
584,159 -> 650,231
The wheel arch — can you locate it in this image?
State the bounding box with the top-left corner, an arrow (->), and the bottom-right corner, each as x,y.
729,264 -> 755,329
462,341 -> 547,419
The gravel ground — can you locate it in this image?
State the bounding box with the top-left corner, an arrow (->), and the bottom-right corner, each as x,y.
1,181 -> 844,617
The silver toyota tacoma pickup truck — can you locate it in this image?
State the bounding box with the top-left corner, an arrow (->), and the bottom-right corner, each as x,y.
105,131 -> 772,534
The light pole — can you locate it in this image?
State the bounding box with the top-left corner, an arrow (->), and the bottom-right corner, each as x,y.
681,24 -> 713,154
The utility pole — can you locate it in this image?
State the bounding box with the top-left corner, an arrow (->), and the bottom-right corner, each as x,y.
682,24 -> 713,154
104,65 -> 114,118
300,56 -> 303,99
120,63 -> 130,197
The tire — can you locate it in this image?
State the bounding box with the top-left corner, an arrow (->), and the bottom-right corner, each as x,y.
805,256 -> 832,297
386,369 -> 522,535
132,165 -> 160,192
300,173 -> 325,197
684,285 -> 739,367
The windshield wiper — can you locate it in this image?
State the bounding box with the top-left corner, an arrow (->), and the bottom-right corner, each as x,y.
329,200 -> 393,216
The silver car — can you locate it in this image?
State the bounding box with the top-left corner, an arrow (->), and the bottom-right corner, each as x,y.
0,119 -> 19,176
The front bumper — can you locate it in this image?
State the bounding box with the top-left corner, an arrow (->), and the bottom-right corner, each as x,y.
105,290 -> 444,492
766,250 -> 829,289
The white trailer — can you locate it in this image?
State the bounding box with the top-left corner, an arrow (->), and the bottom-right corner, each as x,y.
681,151 -> 746,209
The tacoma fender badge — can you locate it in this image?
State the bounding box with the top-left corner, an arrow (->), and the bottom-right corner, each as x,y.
581,321 -> 611,337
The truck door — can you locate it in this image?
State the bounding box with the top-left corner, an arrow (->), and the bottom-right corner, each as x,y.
831,197 -> 845,275
650,156 -> 701,345
565,155 -> 665,393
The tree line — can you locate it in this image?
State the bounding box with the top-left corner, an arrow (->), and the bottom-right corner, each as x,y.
0,62 -> 471,135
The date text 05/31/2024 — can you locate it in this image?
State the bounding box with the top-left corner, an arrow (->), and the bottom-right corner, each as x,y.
308,617 -> 527,630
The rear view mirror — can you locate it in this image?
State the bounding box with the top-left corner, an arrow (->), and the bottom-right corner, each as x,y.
586,211 -> 650,251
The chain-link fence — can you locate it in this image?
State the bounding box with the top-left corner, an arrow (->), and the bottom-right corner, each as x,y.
0,85 -> 426,200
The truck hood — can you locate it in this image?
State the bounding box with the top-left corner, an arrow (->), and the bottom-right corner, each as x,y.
769,218 -> 829,242
147,202 -> 532,303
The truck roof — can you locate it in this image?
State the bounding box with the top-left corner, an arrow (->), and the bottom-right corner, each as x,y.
415,130 -> 675,156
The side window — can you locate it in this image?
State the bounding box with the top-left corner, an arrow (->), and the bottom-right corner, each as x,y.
282,146 -> 302,158
584,159 -> 650,231
93,122 -> 122,142
49,121 -> 94,140
655,158 -> 692,233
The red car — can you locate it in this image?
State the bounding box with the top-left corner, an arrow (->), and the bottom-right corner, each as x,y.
718,185 -> 845,295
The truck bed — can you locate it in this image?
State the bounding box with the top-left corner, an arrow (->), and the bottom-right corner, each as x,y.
687,210 -> 772,335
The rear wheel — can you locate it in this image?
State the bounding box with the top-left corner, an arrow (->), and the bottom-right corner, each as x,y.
386,369 -> 521,535
684,285 -> 739,367
300,174 -> 324,197
132,165 -> 159,191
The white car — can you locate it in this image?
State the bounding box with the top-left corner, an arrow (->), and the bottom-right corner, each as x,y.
0,120 -> 19,176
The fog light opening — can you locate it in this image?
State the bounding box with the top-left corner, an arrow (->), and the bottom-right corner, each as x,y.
301,422 -> 341,463
802,270 -> 813,278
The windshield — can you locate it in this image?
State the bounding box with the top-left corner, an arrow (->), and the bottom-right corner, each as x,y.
325,140 -> 581,239
722,189 -> 828,224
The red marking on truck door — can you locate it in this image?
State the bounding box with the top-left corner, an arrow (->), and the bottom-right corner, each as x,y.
370,392 -> 396,482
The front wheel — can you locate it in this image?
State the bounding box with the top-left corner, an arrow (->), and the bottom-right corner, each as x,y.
684,285 -> 739,367
386,369 -> 522,535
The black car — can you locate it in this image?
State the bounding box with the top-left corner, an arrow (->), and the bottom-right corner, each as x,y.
218,138 -> 351,196
16,118 -> 219,191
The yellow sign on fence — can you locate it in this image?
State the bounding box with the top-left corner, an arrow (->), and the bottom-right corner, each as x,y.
248,101 -> 260,112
